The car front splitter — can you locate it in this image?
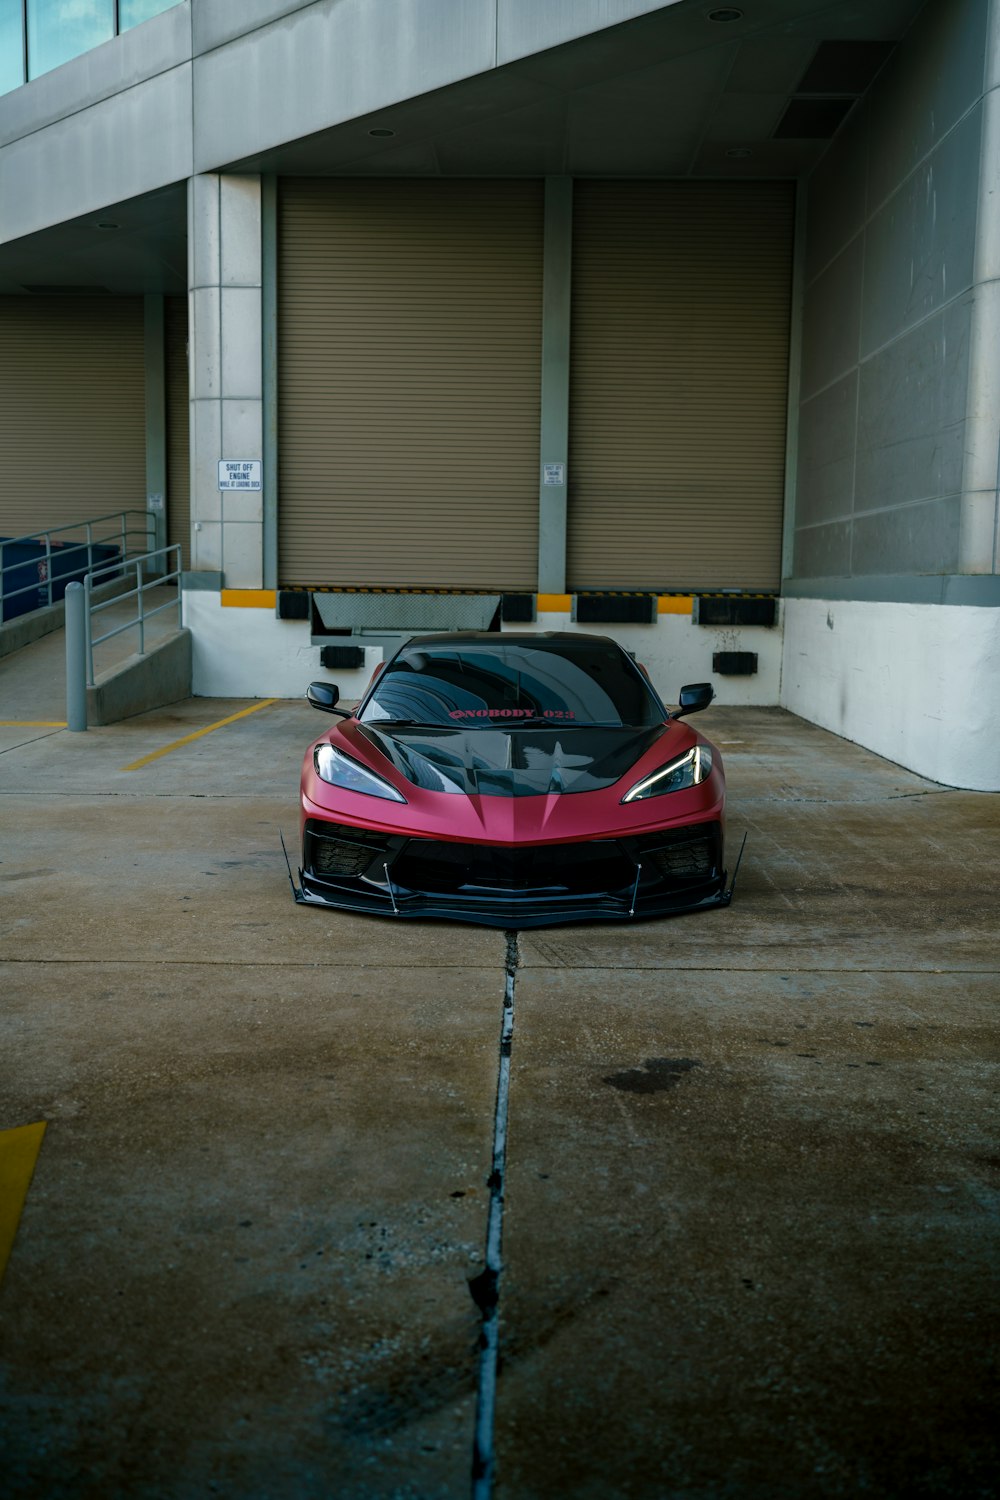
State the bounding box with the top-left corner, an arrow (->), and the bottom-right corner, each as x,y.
281,831 -> 745,929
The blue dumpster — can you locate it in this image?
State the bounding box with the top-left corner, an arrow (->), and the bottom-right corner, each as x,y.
0,539 -> 121,623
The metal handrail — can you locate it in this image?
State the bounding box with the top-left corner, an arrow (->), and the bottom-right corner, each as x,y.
0,510 -> 154,617
84,544 -> 182,686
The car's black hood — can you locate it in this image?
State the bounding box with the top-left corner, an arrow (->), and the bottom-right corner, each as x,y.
355,722 -> 669,798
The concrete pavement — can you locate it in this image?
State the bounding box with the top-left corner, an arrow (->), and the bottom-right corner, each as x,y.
0,635 -> 997,1497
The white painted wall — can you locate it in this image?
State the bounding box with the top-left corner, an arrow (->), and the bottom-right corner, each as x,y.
185,591 -> 784,709
781,596 -> 1000,790
184,591 -> 379,700
508,609 -> 783,710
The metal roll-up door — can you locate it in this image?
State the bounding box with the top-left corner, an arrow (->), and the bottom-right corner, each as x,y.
568,181 -> 794,592
165,296 -> 190,571
278,179 -> 543,590
0,296 -> 145,540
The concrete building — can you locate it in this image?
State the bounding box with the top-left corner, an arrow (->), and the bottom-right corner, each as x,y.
1,0 -> 997,789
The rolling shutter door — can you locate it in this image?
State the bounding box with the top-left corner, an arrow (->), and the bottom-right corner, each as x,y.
165,296 -> 190,571
0,296 -> 145,540
278,179 -> 543,590
568,182 -> 794,592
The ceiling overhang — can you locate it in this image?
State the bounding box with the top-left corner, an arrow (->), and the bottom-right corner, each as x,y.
0,0 -> 926,296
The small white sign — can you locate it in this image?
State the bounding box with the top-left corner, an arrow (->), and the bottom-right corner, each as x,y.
543,462 -> 566,487
218,460 -> 262,491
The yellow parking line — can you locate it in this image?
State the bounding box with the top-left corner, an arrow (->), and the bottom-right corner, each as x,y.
121,698 -> 279,772
0,1121 -> 47,1284
0,721 -> 67,727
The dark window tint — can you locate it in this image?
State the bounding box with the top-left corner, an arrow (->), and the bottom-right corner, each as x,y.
361,639 -> 662,728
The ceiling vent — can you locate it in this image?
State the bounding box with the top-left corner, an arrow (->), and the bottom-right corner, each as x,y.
796,40 -> 895,95
773,38 -> 897,141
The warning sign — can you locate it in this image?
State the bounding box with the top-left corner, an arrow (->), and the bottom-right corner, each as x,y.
218,460 -> 262,491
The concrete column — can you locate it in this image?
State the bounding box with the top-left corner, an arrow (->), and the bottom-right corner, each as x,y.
144,294 -> 167,563
780,187 -> 806,581
537,177 -> 573,594
261,176 -> 279,591
188,173 -> 265,587
961,0 -> 1000,573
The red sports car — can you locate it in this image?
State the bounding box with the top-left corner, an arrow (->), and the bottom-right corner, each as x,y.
292,632 -> 735,927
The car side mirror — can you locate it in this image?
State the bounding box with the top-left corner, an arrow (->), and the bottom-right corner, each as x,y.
306,681 -> 350,717
672,682 -> 714,719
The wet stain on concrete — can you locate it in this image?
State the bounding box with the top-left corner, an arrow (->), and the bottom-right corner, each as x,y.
603,1057 -> 701,1093
324,1320 -> 479,1439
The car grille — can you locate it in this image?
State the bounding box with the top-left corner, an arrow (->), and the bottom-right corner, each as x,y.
304,819 -> 723,898
637,825 -> 720,882
305,821 -> 389,879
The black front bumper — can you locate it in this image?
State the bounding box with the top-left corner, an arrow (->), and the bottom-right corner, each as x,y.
292,819 -> 733,928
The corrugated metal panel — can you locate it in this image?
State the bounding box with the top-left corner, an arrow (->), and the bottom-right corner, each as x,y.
0,296 -> 145,540
568,182 -> 794,592
278,179 -> 543,590
165,296 -> 190,571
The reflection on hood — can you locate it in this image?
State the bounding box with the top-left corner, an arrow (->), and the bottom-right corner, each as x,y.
357,724 -> 668,798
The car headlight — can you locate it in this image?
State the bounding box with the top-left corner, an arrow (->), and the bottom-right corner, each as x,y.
621,745 -> 714,803
313,744 -> 406,803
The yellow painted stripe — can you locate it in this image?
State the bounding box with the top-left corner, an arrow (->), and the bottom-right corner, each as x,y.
0,1121 -> 46,1284
536,594 -> 572,612
658,596 -> 694,615
121,699 -> 278,772
220,589 -> 277,609
0,721 -> 67,727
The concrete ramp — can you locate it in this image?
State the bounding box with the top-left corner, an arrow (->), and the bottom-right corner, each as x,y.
86,628 -> 192,725
0,587 -> 190,726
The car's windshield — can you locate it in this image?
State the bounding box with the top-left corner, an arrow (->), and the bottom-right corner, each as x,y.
360,639 -> 663,729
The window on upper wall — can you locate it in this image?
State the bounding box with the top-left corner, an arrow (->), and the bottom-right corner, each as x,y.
0,0 -> 25,94
27,0 -> 115,79
0,0 -> 182,94
119,0 -> 177,30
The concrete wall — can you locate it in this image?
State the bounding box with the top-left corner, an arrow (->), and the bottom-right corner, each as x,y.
0,0 -> 679,248
789,0 -> 991,594
781,0 -> 1000,790
0,4 -> 193,245
782,596 -> 1000,790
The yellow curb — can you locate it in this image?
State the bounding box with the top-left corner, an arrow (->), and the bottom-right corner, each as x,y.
220,589 -> 277,609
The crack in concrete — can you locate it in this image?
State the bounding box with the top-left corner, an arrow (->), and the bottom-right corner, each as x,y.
0,956 -> 505,970
470,929 -> 518,1498
0,728 -> 65,756
0,958 -> 994,975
